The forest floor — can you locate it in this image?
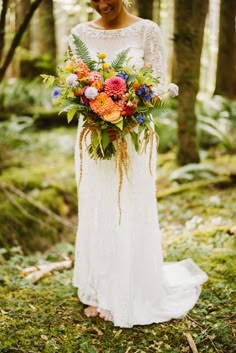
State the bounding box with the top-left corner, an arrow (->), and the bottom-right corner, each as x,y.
0,127 -> 235,353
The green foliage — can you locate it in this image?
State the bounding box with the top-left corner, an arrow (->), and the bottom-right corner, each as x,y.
110,48 -> 130,70
71,34 -> 96,70
197,95 -> 236,151
168,163 -> 219,183
0,125 -> 77,253
0,78 -> 52,113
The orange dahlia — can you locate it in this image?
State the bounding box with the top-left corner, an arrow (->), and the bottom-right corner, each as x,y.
91,80 -> 104,91
103,106 -> 121,123
90,92 -> 114,116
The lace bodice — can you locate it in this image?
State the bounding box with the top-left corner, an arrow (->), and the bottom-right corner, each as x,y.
69,19 -> 166,92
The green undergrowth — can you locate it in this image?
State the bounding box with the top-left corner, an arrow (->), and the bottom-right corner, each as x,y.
0,125 -> 77,253
0,221 -> 235,353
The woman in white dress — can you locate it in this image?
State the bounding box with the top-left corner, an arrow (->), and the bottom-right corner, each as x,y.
70,0 -> 208,328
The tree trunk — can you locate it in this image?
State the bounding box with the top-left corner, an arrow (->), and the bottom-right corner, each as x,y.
173,0 -> 209,165
136,0 -> 154,20
0,0 -> 43,82
37,0 -> 57,64
0,0 -> 9,64
15,0 -> 31,50
214,0 -> 236,98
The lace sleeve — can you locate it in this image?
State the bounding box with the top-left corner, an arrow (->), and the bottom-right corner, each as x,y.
67,24 -> 84,55
144,22 -> 167,92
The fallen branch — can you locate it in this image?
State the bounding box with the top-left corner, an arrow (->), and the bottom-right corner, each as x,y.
184,332 -> 198,353
1,187 -> 55,230
157,176 -> 232,199
0,182 -> 77,230
21,258 -> 73,284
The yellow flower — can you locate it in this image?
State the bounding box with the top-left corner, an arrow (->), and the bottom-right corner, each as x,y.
98,52 -> 107,59
67,91 -> 75,98
65,65 -> 73,72
91,80 -> 104,91
103,63 -> 110,70
133,80 -> 140,90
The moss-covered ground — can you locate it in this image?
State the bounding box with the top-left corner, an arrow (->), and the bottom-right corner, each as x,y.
0,126 -> 235,353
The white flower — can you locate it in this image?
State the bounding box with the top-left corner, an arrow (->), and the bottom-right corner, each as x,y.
84,87 -> 98,100
168,83 -> 179,97
66,74 -> 78,88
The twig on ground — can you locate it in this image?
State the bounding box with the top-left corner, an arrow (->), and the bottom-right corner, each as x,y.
184,332 -> 198,353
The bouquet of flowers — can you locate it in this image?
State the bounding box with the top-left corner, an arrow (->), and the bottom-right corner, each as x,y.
42,35 -> 178,166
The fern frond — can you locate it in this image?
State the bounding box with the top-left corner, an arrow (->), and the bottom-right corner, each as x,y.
150,101 -> 166,117
111,48 -> 129,70
72,34 -> 96,70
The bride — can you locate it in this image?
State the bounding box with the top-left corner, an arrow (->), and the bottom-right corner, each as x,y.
69,0 -> 208,328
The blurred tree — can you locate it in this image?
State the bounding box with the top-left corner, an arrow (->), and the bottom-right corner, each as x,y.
0,0 -> 8,62
136,0 -> 154,20
15,0 -> 30,50
173,0 -> 209,165
0,0 -> 43,81
214,0 -> 236,98
37,0 -> 56,64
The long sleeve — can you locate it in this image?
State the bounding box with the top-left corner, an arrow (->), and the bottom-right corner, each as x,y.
144,22 -> 167,92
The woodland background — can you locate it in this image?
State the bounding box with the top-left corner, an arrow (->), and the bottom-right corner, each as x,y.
0,1 -> 235,352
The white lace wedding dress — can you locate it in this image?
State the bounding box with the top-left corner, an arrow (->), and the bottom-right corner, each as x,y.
70,19 -> 208,328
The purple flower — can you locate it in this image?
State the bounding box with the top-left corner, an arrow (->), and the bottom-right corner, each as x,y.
137,114 -> 145,125
51,87 -> 61,98
136,84 -> 149,97
117,71 -> 129,82
143,93 -> 153,102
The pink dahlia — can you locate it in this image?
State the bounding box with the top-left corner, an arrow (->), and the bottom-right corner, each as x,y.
104,76 -> 126,98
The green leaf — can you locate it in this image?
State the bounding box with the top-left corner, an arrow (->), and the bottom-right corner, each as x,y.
91,131 -> 99,148
130,131 -> 139,152
59,104 -> 79,115
72,35 -> 96,70
41,74 -> 56,88
111,48 -> 129,70
115,119 -> 123,130
101,130 -> 110,150
67,107 -> 77,123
